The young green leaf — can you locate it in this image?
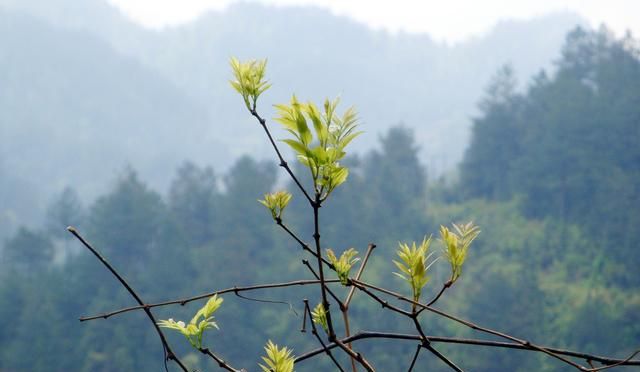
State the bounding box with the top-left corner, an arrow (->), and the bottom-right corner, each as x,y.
311,302 -> 329,333
440,222 -> 480,283
326,248 -> 360,285
157,295 -> 224,349
258,191 -> 293,220
273,94 -> 361,200
393,236 -> 437,304
229,57 -> 271,111
259,340 -> 295,372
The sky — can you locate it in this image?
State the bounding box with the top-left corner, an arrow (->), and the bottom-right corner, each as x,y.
107,0 -> 640,43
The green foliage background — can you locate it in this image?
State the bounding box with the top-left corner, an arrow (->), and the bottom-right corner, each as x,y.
1,27 -> 639,371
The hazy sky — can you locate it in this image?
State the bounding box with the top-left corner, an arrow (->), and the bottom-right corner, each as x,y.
107,0 -> 639,43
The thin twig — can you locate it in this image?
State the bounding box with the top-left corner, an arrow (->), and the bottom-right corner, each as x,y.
67,227 -> 189,372
303,259 -> 345,308
342,310 -> 358,372
250,109 -> 314,205
351,279 -> 631,371
411,315 -> 428,342
199,348 -> 245,372
303,299 -> 345,372
294,331 -> 640,367
424,280 -> 453,308
276,219 -> 335,269
588,350 -> 640,371
312,194 -> 337,340
343,243 -> 376,372
350,281 -> 412,317
408,344 -> 421,371
345,244 -> 376,307
334,338 -> 376,372
80,279 -> 338,321
233,290 -> 299,317
422,343 -> 463,372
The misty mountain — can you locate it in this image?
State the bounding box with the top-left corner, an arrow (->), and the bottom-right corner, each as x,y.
1,1 -> 588,166
0,0 -> 587,238
0,11 -> 224,238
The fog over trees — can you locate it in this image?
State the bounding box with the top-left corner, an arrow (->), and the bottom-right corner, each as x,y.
1,0 -> 585,239
2,1 -> 638,370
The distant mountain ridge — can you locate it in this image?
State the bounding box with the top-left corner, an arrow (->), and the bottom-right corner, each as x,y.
0,0 -> 587,238
0,9 -> 220,238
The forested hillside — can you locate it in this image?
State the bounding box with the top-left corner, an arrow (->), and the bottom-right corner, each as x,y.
0,27 -> 638,371
459,27 -> 640,287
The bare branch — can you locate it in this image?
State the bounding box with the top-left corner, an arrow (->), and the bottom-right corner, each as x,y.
80,279 -> 338,321
345,243 -> 376,307
407,344 -> 422,372
276,219 -> 334,269
312,194 -> 337,340
295,331 -> 640,368
351,279 -> 637,371
303,299 -> 346,372
199,348 -> 245,372
422,343 -> 463,372
250,109 -> 314,205
67,227 -> 189,372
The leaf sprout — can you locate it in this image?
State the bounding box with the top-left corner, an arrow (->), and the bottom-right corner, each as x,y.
326,248 -> 359,285
259,340 -> 295,372
393,236 -> 438,306
311,302 -> 329,334
157,294 -> 223,349
274,96 -> 362,200
229,57 -> 271,111
440,221 -> 481,283
258,191 -> 293,221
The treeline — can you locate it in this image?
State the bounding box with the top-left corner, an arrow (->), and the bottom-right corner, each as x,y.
459,27 -> 640,287
0,27 -> 639,371
0,126 -> 434,371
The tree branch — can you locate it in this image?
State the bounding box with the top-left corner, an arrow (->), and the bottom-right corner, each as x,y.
295,331 -> 640,368
345,243 -> 376,307
407,344 -> 422,371
422,343 -> 463,372
351,279 -> 638,371
312,194 -> 337,340
276,219 -> 334,268
80,279 -> 338,321
67,227 -> 189,372
199,348 -> 245,372
250,109 -> 314,205
303,299 -> 345,372
302,259 -> 345,308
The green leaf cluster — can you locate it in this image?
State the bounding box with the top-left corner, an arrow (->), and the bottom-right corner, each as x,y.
440,222 -> 480,283
229,57 -> 271,111
326,248 -> 359,285
157,295 -> 223,349
275,96 -> 361,199
259,340 -> 295,372
310,302 -> 329,333
393,236 -> 437,303
258,190 -> 292,220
